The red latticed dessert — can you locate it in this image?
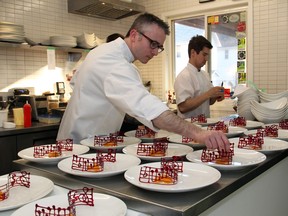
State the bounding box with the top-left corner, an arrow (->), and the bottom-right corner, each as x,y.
34,139 -> 74,158
71,149 -> 116,172
207,121 -> 228,133
72,155 -> 104,172
139,157 -> 183,185
263,125 -> 278,137
94,133 -> 123,147
56,138 -> 73,151
137,139 -> 168,157
33,144 -> 62,158
182,136 -> 197,144
238,132 -> 264,150
0,171 -> 30,201
135,125 -> 156,138
279,119 -> 288,129
229,116 -> 246,127
201,143 -> 234,165
35,187 -> 94,216
191,114 -> 207,123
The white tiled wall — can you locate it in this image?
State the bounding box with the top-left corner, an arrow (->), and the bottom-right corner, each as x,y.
253,0 -> 288,93
1,0 -> 288,100
0,0 -> 134,96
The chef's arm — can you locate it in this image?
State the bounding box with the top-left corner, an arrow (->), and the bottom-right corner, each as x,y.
178,86 -> 225,114
152,110 -> 230,151
178,93 -> 210,114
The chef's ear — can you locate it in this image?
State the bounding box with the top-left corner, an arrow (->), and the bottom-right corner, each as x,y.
129,29 -> 139,42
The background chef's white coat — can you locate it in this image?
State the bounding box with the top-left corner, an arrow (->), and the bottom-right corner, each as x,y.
57,38 -> 168,143
174,63 -> 213,119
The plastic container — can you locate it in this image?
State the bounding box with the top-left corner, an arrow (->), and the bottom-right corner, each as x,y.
13,108 -> 24,126
38,114 -> 61,124
23,101 -> 32,128
0,110 -> 8,127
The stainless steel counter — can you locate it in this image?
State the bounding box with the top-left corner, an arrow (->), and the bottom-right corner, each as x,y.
13,149 -> 288,216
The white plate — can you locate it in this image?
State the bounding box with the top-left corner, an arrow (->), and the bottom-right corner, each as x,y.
167,133 -> 205,148
0,175 -> 54,211
57,153 -> 141,178
186,148 -> 266,170
80,136 -> 141,150
11,193 -> 127,216
185,118 -> 219,126
244,120 -> 265,130
122,143 -> 193,161
124,162 -> 221,193
18,144 -> 90,164
124,130 -> 171,142
229,137 -> 288,153
203,126 -> 247,138
244,128 -> 288,141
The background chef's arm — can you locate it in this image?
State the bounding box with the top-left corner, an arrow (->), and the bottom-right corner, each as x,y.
178,92 -> 210,114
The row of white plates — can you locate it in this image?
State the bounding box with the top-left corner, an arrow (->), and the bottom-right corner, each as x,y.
49,33 -> 105,48
0,22 -> 25,43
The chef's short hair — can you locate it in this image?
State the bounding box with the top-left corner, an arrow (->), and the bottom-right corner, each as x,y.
126,13 -> 170,37
106,33 -> 124,42
188,35 -> 213,58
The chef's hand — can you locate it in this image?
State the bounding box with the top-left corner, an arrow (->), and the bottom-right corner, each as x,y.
207,86 -> 225,100
196,129 -> 230,152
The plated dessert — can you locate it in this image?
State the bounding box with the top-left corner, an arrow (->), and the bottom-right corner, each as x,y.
0,171 -> 54,211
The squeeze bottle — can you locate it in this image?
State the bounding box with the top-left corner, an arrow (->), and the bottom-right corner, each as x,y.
23,101 -> 32,128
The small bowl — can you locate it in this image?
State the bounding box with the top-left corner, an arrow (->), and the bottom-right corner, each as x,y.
3,121 -> 16,128
38,115 -> 61,124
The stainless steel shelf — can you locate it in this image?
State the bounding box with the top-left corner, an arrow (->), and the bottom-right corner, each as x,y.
0,41 -> 90,53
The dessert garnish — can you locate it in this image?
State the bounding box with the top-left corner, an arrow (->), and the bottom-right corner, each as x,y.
139,156 -> 183,185
263,125 -> 278,137
135,125 -> 156,138
201,143 -> 234,165
71,149 -> 116,172
229,116 -> 246,127
35,187 -> 94,216
238,131 -> 264,150
279,119 -> 288,129
137,138 -> 168,157
34,139 -> 74,158
207,121 -> 228,133
182,136 -> 196,144
56,138 -> 73,151
34,144 -> 62,158
191,114 -> 207,123
0,171 -> 30,201
94,133 -> 123,147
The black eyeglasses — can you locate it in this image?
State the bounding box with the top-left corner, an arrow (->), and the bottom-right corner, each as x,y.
139,32 -> 164,53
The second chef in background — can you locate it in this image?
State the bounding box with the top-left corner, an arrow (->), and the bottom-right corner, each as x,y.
174,35 -> 225,119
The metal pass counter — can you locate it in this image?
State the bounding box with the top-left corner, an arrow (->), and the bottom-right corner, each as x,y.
13,148 -> 288,216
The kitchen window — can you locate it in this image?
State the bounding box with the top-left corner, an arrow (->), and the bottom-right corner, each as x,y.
168,3 -> 250,93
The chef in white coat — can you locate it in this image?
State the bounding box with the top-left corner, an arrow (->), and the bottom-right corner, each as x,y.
57,13 -> 230,151
174,35 -> 225,119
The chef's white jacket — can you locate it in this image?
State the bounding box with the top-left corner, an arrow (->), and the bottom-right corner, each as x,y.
174,63 -> 213,119
57,38 -> 168,143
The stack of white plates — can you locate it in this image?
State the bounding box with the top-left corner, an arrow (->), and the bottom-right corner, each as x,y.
232,85 -> 258,120
0,21 -> 25,43
76,32 -> 97,49
250,97 -> 288,123
95,36 -> 105,46
259,90 -> 288,103
50,35 -> 77,47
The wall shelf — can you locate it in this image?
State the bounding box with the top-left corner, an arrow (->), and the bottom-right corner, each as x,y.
0,41 -> 90,53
